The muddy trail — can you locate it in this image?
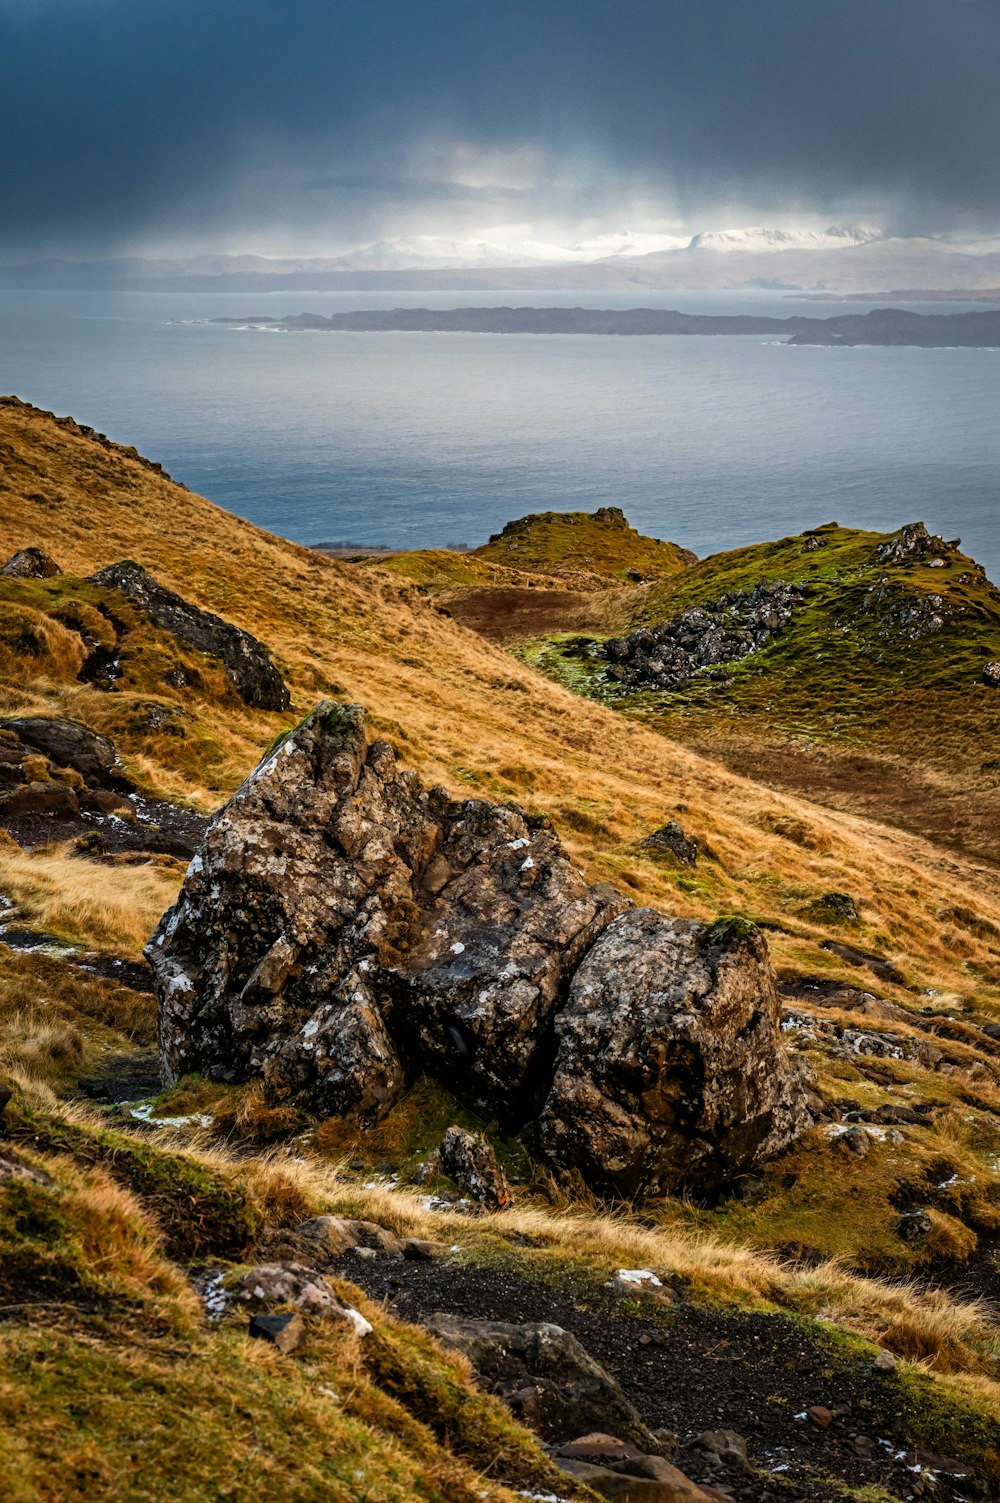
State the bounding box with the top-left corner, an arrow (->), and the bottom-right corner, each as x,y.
336,1250 -> 988,1503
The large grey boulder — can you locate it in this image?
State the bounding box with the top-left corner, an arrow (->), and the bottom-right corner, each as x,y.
539,912 -> 813,1197
148,701 -> 624,1125
147,701 -> 811,1196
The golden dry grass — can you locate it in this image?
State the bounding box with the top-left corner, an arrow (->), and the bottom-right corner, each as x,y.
0,842 -> 182,952
0,397 -> 998,1013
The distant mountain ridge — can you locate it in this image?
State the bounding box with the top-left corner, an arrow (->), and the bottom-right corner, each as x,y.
7,226 -> 1000,294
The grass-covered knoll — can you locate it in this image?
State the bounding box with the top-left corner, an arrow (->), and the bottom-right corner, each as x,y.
472,505 -> 696,584
553,520 -> 998,751
373,546 -> 569,594
372,506 -> 694,596
519,519 -> 1000,861
596,520 -> 1000,768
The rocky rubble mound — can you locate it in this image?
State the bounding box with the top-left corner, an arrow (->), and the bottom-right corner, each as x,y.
601,580 -> 811,692
873,520 -> 959,566
0,716 -> 132,824
147,702 -> 812,1196
0,715 -> 207,857
0,546 -> 61,579
89,562 -> 290,711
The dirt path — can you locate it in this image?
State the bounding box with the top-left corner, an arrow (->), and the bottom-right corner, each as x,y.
337,1251 -> 983,1502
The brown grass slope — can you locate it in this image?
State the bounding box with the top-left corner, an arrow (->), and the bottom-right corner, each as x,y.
1,394 -> 998,1008
5,399 -> 1000,1492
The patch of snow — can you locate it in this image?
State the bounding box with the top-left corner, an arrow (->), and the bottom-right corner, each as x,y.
301,1018 -> 319,1039
200,1270 -> 228,1321
509,838 -> 529,850
343,1306 -> 373,1338
450,941 -> 466,955
129,1101 -> 213,1129
614,1268 -> 662,1286
520,856 -> 535,871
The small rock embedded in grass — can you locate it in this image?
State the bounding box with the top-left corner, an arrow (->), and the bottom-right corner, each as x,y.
439,1125 -> 512,1211
248,1311 -> 305,1353
641,820 -> 698,868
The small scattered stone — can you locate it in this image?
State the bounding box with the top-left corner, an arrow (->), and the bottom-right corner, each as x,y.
839,1126 -> 871,1159
248,1311 -> 304,1353
695,1432 -> 749,1472
439,1125 -> 512,1211
807,1406 -> 835,1429
898,1208 -> 933,1242
401,1237 -> 448,1261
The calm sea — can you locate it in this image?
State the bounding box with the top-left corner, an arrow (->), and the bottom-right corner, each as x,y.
1,288 -> 998,580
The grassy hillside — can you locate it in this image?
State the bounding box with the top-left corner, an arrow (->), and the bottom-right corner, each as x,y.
471,506 -> 696,582
520,520 -> 1000,861
375,506 -> 695,597
3,397 -> 1000,1497
0,398 -> 997,998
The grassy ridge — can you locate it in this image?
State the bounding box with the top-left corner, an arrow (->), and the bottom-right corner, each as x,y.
3,397 -> 1000,1493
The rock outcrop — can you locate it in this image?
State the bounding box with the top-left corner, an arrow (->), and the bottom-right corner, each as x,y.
601,581 -> 810,693
88,562 -> 290,711
2,716 -> 127,789
147,702 -> 812,1196
873,521 -> 958,566
425,1314 -> 657,1450
539,913 -> 812,1197
1,547 -> 61,579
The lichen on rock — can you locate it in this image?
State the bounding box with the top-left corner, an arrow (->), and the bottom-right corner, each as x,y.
147,701 -> 812,1197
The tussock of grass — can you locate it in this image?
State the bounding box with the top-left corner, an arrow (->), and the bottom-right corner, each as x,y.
0,1148 -> 196,1326
0,844 -> 181,953
0,1317 -> 568,1503
3,1085 -> 263,1261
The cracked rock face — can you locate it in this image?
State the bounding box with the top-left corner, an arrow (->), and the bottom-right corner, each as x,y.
148,701 -> 625,1125
539,911 -> 813,1197
147,701 -> 811,1196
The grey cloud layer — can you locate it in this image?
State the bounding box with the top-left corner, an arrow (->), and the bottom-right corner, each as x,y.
1,0 -> 998,252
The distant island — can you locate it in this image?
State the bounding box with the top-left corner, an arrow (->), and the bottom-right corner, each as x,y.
213,305 -> 1000,347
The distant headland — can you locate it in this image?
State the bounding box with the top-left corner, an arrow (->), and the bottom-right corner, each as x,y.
212,305 -> 1000,347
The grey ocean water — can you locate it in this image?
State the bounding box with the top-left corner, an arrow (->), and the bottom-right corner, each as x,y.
1,288 -> 998,578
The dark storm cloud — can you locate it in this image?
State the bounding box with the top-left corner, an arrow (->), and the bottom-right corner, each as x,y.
1,0 -> 998,253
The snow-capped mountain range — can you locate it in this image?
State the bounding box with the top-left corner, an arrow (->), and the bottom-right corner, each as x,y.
5,226 -> 1000,293
324,225 -> 885,268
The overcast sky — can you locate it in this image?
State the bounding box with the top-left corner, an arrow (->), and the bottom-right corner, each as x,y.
1,0 -> 998,258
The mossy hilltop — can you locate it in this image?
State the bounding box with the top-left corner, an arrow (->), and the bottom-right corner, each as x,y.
518,519 -> 1000,864
2,396 -> 1000,1499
